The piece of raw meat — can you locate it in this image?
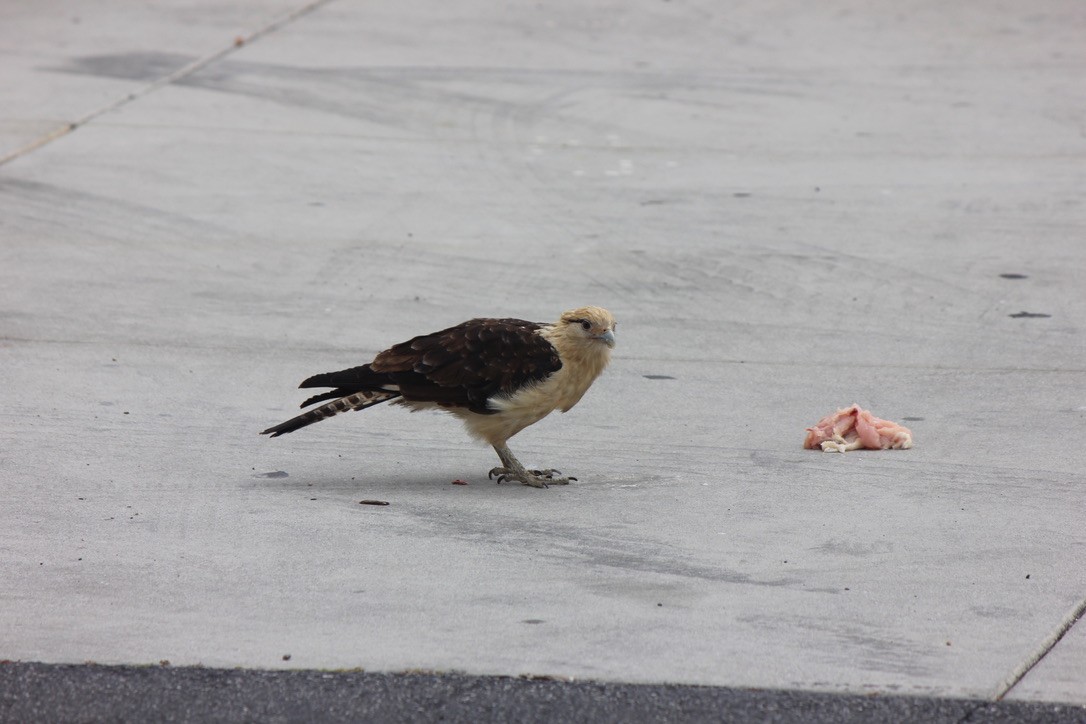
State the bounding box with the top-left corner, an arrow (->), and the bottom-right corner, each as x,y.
803,405 -> 913,452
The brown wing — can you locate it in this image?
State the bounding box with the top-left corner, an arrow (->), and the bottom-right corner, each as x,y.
299,318 -> 561,415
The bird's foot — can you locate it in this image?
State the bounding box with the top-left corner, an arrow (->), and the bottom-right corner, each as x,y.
489,444 -> 576,488
488,467 -> 577,488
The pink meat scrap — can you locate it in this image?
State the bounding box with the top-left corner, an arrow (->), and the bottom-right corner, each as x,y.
803,405 -> 913,452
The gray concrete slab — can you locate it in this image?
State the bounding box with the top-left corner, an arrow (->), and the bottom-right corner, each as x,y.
2,0 -> 1085,709
1007,602 -> 1086,705
0,0 -> 310,161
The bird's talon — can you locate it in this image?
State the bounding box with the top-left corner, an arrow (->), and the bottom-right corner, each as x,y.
487,462 -> 575,488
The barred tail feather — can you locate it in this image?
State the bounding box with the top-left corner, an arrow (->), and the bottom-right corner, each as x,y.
260,390 -> 400,437
300,388 -> 353,408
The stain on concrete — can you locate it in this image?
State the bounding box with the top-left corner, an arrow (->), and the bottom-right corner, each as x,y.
49,52 -> 197,82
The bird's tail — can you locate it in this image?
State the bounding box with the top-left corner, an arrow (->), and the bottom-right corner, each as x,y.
260,390 -> 400,437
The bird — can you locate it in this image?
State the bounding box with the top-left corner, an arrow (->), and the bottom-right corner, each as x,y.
261,306 -> 616,488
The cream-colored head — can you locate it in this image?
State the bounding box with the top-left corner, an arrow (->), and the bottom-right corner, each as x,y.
550,306 -> 617,354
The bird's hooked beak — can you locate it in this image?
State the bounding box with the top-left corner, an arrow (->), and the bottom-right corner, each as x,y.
596,328 -> 616,348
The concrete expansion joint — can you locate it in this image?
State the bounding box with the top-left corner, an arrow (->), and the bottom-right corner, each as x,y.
0,0 -> 333,168
991,596 -> 1086,701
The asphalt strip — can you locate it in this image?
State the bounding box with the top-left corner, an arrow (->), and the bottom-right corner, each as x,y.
1,662 -> 1084,723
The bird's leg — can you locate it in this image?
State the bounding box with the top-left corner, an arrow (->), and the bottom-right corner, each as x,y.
488,443 -> 576,488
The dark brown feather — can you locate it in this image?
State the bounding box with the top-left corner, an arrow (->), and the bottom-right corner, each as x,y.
298,318 -> 561,416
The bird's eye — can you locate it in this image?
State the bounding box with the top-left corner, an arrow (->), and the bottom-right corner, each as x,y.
580,321 -> 592,331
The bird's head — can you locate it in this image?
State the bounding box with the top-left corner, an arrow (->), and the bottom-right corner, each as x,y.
555,306 -> 617,351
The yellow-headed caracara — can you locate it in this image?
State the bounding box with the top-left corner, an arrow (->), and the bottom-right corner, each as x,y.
261,306 -> 616,488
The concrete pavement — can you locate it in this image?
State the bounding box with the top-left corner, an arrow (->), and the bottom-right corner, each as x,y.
2,0 -> 1084,713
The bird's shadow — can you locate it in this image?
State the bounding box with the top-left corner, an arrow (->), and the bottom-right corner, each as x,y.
244,468 -> 537,497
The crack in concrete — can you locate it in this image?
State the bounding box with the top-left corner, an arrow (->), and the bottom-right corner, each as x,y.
991,596 -> 1086,701
0,0 -> 334,168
